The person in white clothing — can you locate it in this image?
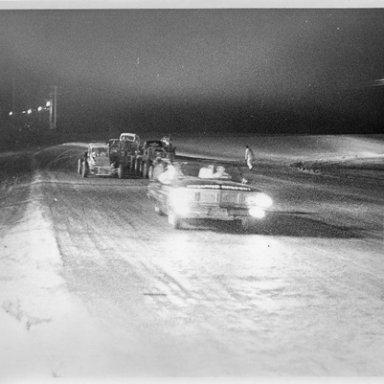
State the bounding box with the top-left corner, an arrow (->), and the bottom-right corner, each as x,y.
213,165 -> 229,179
198,164 -> 215,178
244,145 -> 255,170
158,163 -> 182,184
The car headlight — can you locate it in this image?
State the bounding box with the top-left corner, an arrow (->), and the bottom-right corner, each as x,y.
169,188 -> 190,215
249,206 -> 266,219
246,193 -> 273,208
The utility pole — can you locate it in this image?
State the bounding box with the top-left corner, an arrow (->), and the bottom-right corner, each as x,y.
53,85 -> 58,130
49,86 -> 58,130
49,91 -> 53,129
12,75 -> 15,113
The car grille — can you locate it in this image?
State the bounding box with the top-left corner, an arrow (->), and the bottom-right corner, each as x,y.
195,190 -> 220,204
97,167 -> 111,174
194,190 -> 244,206
220,190 -> 245,205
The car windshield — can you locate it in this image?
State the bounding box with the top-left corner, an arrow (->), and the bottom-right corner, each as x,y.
120,135 -> 135,142
146,141 -> 162,147
179,162 -> 243,182
91,147 -> 108,156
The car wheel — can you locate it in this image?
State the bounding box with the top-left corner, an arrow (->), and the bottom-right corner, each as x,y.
154,203 -> 164,216
77,159 -> 82,174
148,165 -> 154,180
142,162 -> 148,178
168,211 -> 182,229
81,161 -> 88,178
117,164 -> 125,179
135,159 -> 141,174
129,158 -> 135,172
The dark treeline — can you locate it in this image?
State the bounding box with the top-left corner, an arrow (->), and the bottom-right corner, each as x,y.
1,86 -> 383,149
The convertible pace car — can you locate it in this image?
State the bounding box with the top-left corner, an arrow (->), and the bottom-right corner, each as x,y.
147,159 -> 273,231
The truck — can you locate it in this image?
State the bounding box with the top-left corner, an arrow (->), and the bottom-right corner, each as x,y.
108,132 -> 142,179
138,138 -> 176,179
106,133 -> 176,179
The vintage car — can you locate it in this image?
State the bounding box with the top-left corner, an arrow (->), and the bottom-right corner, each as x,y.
147,159 -> 273,231
77,142 -> 115,177
108,134 -> 142,178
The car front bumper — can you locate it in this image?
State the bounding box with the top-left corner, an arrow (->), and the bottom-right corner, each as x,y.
172,206 -> 266,221
90,166 -> 115,176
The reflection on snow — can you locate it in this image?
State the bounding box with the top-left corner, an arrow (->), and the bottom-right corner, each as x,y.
160,230 -> 284,308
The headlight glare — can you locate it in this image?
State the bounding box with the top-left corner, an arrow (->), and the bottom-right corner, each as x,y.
249,207 -> 266,219
169,188 -> 190,215
246,193 -> 273,208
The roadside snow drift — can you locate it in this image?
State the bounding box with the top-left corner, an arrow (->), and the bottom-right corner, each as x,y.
174,134 -> 384,163
0,170 -> 111,379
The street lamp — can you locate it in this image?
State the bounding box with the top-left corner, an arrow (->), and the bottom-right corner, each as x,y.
27,109 -> 32,114
37,106 -> 43,112
46,100 -> 51,107
9,111 -> 13,116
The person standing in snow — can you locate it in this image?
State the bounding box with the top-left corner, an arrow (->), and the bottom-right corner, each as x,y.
244,145 -> 255,170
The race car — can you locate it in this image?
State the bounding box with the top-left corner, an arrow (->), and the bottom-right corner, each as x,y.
77,143 -> 115,177
147,159 -> 273,231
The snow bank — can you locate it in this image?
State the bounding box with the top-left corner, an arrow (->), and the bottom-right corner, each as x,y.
62,142 -> 89,148
55,134 -> 384,166
0,172 -> 112,379
173,134 -> 384,163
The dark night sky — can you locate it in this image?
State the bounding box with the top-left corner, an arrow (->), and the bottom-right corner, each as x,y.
1,8 -> 384,135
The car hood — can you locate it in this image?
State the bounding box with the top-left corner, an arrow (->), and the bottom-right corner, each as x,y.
170,177 -> 256,192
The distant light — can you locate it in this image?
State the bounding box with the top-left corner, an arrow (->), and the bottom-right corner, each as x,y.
27,109 -> 32,114
22,110 -> 26,114
46,101 -> 51,107
9,111 -> 13,116
37,106 -> 43,112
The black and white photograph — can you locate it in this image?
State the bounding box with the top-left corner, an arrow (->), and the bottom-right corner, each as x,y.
0,1 -> 383,381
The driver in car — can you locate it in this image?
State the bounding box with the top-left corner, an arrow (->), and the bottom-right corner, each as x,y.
198,164 -> 215,178
213,165 -> 229,178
